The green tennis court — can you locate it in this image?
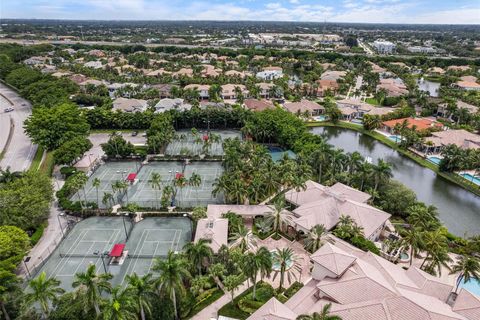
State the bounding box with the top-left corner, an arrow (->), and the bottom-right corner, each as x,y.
70,161 -> 141,208
32,216 -> 192,291
165,129 -> 242,156
128,160 -> 224,208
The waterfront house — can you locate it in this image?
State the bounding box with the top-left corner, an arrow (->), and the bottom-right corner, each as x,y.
320,70 -> 347,81
184,84 -> 211,100
284,100 -> 324,117
421,129 -> 480,153
256,66 -> 283,80
154,98 -> 192,113
244,99 -> 275,112
381,117 -> 444,134
437,101 -> 478,118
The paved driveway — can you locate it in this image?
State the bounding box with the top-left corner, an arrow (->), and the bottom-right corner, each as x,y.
0,83 -> 37,172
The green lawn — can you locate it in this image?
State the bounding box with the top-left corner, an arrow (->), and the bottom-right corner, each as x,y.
365,97 -> 381,105
29,146 -> 45,171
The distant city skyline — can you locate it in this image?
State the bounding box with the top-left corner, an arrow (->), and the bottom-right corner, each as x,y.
1,0 -> 479,24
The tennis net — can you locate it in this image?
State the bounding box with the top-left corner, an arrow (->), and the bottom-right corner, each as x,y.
59,253 -> 166,259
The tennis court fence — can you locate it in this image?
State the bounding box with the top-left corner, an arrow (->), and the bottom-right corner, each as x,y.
59,253 -> 167,259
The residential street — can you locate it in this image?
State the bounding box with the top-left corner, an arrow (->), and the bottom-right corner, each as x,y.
0,82 -> 37,172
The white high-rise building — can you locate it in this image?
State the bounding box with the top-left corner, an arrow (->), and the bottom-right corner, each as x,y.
372,40 -> 396,54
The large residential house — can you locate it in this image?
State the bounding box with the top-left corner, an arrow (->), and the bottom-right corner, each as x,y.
454,81 -> 480,91
244,99 -> 275,112
283,100 -> 324,117
247,236 -> 476,320
184,84 -> 211,100
316,79 -> 339,97
377,78 -> 409,97
382,117 -> 444,134
84,61 -> 104,69
112,97 -> 148,113
285,180 -> 389,241
154,98 -> 192,113
257,82 -> 275,99
256,66 -> 283,81
221,84 -> 247,100
437,101 -> 478,118
320,70 -> 347,81
172,68 -> 194,78
421,129 -> 480,153
336,99 -> 395,121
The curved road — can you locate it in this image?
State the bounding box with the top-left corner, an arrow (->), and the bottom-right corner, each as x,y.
0,82 -> 37,172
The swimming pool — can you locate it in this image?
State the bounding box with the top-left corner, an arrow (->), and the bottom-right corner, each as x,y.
427,156 -> 442,165
459,173 -> 480,186
388,135 -> 402,143
313,115 -> 327,122
267,146 -> 297,162
351,118 -> 363,124
459,278 -> 480,296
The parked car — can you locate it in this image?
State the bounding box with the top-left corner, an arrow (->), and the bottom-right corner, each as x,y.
4,107 -> 14,113
131,131 -> 138,136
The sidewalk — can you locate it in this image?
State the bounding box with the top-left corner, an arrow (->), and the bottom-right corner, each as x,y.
20,172 -> 68,279
191,281 -> 250,320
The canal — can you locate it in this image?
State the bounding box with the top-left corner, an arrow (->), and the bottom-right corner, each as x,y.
311,126 -> 480,237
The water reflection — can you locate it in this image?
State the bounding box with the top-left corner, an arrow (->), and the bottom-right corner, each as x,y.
311,126 -> 480,237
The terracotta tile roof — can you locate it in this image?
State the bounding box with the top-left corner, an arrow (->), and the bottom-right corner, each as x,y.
456,81 -> 480,89
194,218 -> 228,253
244,99 -> 275,111
382,117 -> 444,131
246,297 -> 297,320
310,243 -> 357,277
283,99 -> 324,114
453,289 -> 480,320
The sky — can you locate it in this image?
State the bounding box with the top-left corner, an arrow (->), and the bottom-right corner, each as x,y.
1,0 -> 479,24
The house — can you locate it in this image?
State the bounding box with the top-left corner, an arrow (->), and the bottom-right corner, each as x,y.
454,81 -> 480,91
320,70 -> 347,81
244,99 -> 275,112
257,82 -> 275,98
153,98 -> 192,113
285,180 -> 388,241
225,70 -> 250,78
68,74 -> 88,85
79,79 -> 108,88
316,79 -> 339,97
284,100 -> 324,117
151,84 -> 173,98
320,62 -> 336,70
112,97 -> 148,113
201,65 -> 222,78
172,68 -> 193,78
24,56 -> 49,65
369,62 -> 387,74
377,78 -> 409,97
337,99 -> 395,119
437,101 -> 478,118
87,49 -> 106,58
447,65 -> 470,72
408,46 -> 437,54
146,68 -> 171,76
422,129 -> 480,153
428,67 -> 446,75
221,84 -> 247,100
247,236 -> 475,320
381,117 -> 444,134
184,84 -> 211,100
84,61 -> 103,69
256,66 -> 283,81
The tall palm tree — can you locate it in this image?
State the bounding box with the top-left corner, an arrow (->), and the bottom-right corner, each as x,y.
310,140 -> 332,183
296,303 -> 341,320
72,264 -> 113,316
102,286 -> 136,320
372,159 -> 393,193
183,239 -> 213,275
423,248 -> 452,276
189,172 -> 202,202
357,162 -> 373,191
304,224 -> 333,253
347,152 -> 363,176
241,246 -> 272,300
102,192 -> 114,209
149,172 -> 162,209
450,255 -> 480,293
420,229 -> 449,271
23,272 -> 64,318
208,263 -> 227,289
272,248 -> 298,291
265,199 -> 293,235
152,251 -> 191,319
401,227 -> 424,266
92,178 -> 101,210
126,273 -> 156,320
229,224 -> 258,252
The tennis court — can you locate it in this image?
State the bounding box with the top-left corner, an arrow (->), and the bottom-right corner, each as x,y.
33,216 -> 192,291
71,161 -> 141,208
165,129 -> 242,156
129,160 -> 224,208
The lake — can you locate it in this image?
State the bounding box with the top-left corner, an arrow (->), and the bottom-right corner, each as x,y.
417,78 -> 441,97
311,126 -> 480,237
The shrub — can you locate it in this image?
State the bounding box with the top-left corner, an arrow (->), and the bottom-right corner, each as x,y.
283,281 -> 303,299
350,236 -> 380,255
30,223 -> 46,246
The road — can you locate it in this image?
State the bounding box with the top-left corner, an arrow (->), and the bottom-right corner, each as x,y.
0,82 -> 37,172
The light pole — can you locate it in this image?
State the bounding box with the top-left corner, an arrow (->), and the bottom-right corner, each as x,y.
57,212 -> 65,237
118,212 -> 129,241
24,257 -> 31,279
94,250 -> 108,273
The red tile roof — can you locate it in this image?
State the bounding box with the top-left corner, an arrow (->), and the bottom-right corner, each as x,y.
382,118 -> 443,131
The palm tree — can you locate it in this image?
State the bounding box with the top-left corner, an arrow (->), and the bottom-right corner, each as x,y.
152,251 -> 191,319
223,274 -> 243,303
229,224 -> 258,252
102,192 -> 114,209
420,229 -> 449,272
272,248 -> 298,291
23,272 -> 64,318
304,224 -> 333,253
183,239 -> 213,275
102,286 -> 136,320
191,206 -> 207,221
372,159 -> 393,193
92,178 -> 101,210
72,264 -> 113,316
450,255 -> 480,293
357,162 -> 373,191
265,199 -> 293,235
208,263 -> 227,289
310,140 -> 332,183
189,172 -> 202,202
296,303 -> 341,320
401,227 -> 424,266
149,172 -> 162,209
126,273 -> 156,320
241,246 -> 272,300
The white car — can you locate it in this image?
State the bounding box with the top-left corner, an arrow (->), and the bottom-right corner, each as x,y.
4,107 -> 14,113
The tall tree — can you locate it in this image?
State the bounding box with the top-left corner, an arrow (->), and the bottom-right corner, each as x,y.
450,255 -> 480,293
296,303 -> 341,320
126,273 -> 156,320
23,272 -> 65,318
183,239 -> 213,276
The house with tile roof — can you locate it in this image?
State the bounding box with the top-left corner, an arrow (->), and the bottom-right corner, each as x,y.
381,117 -> 444,133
